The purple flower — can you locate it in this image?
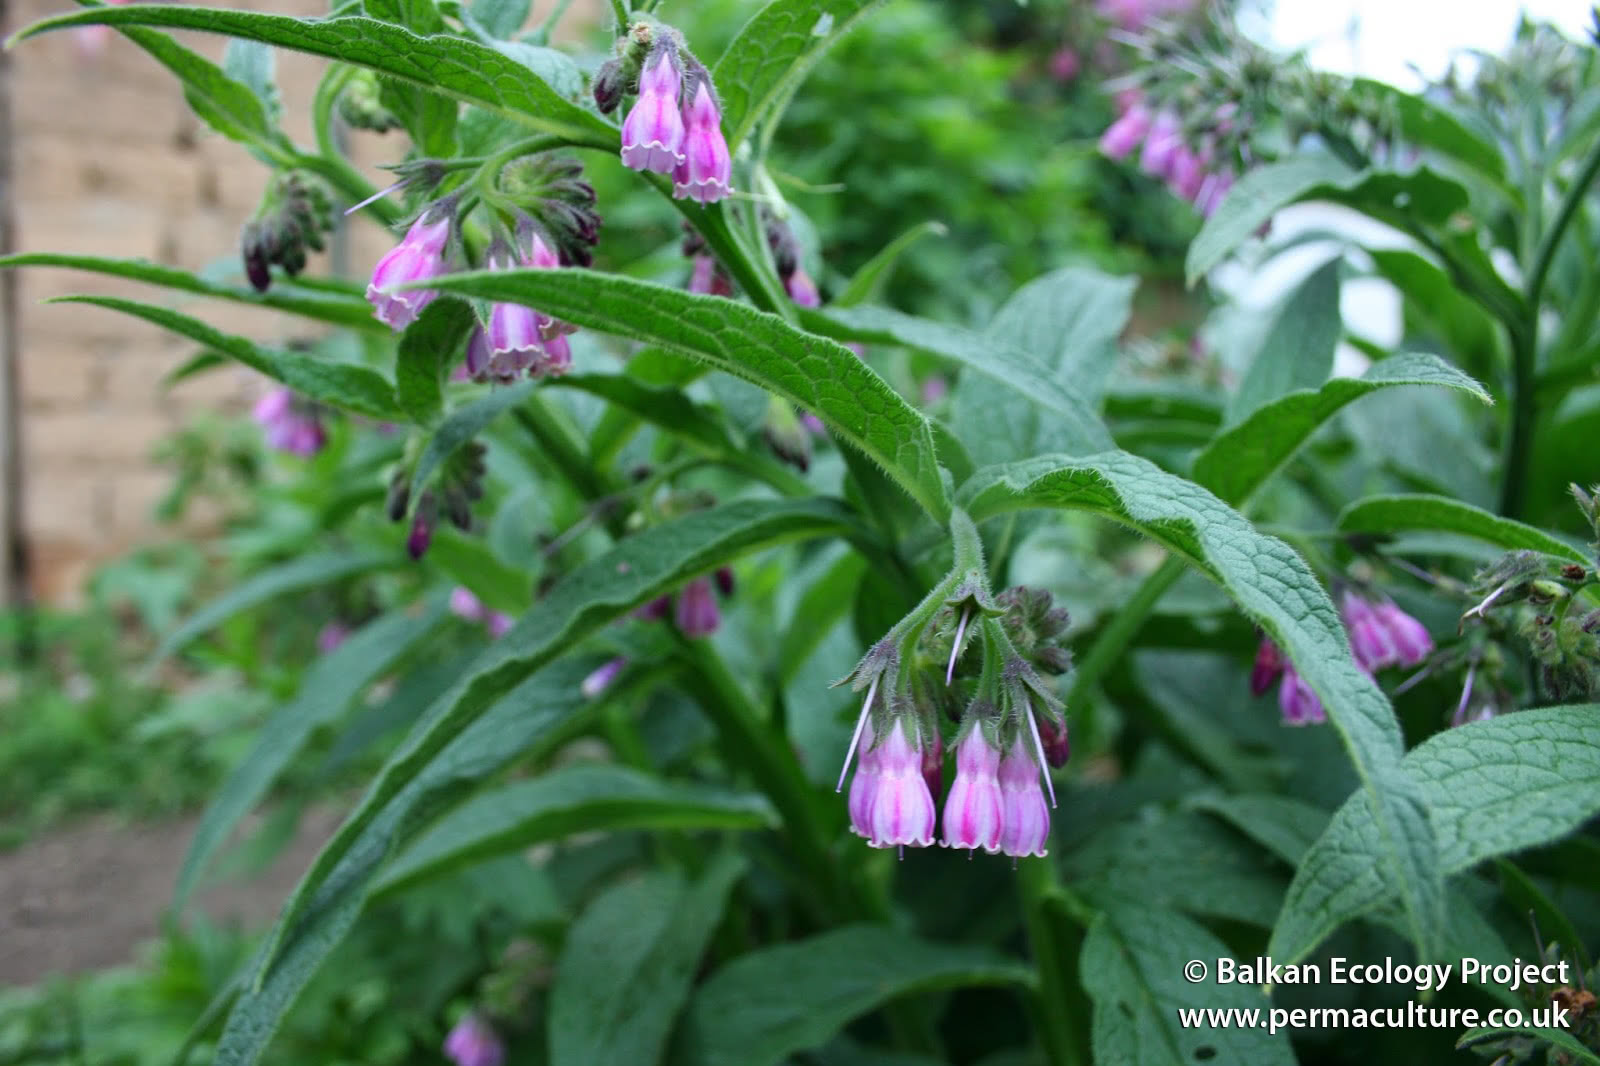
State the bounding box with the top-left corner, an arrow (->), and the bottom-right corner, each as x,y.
478,236 -> 570,383
444,1013 -> 504,1066
785,267 -> 820,308
463,328 -> 491,380
688,254 -> 726,296
1099,104 -> 1152,160
1340,590 -> 1398,673
865,721 -> 936,849
1196,172 -> 1233,217
1048,47 -> 1080,82
1373,600 -> 1433,666
1138,111 -> 1183,180
673,81 -> 732,203
1250,638 -> 1284,697
366,212 -> 452,330
1036,715 -> 1071,768
315,622 -> 350,655
1166,146 -> 1208,201
485,611 -> 514,639
997,737 -> 1050,858
1277,666 -> 1326,725
674,576 -> 720,638
253,387 -> 326,457
449,586 -> 486,623
634,595 -> 672,622
582,657 -> 627,699
621,52 -> 686,175
846,718 -> 880,838
941,729 -> 1003,853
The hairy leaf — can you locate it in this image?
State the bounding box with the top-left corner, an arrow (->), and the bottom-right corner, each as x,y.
1337,494 -> 1588,564
1226,257 -> 1343,424
958,450 -> 1443,961
395,298 -> 475,425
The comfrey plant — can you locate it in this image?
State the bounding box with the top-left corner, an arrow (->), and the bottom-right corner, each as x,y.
6,2 -> 1600,1065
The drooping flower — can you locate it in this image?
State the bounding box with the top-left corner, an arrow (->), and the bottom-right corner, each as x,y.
688,254 -> 732,296
1277,666 -> 1326,725
996,735 -> 1050,858
785,267 -> 820,308
846,718 -> 880,838
1372,600 -> 1434,666
1249,638 -> 1285,696
253,387 -> 325,457
581,657 -> 627,699
866,720 -> 937,849
1099,103 -> 1153,160
941,728 -> 1004,853
674,576 -> 721,638
1340,589 -> 1398,673
366,210 -> 452,330
673,80 -> 733,203
620,51 -> 686,175
472,234 -> 572,383
1138,110 -> 1184,179
443,1013 -> 505,1066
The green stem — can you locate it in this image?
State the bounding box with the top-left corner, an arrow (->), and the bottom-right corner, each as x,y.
1499,322 -> 1538,519
1066,556 -> 1186,710
1018,861 -> 1089,1066
1526,131 -> 1600,314
608,0 -> 629,30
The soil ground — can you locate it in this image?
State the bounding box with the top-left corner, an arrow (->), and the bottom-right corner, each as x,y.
0,807 -> 343,987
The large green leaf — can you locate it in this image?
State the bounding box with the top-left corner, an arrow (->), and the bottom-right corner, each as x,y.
422,270 -> 949,517
1336,494 -> 1588,564
1351,77 -> 1506,182
814,304 -> 1113,456
48,295 -> 401,420
676,926 -> 1033,1066
549,853 -> 746,1066
7,8 -> 615,144
175,605 -> 448,910
1083,901 -> 1296,1066
0,253 -> 382,332
1272,704 -> 1600,963
374,767 -> 776,894
1225,257 -> 1343,425
1186,155 -> 1469,284
153,549 -> 398,661
394,299 -> 474,425
1194,353 -> 1492,505
711,0 -> 885,150
214,659 -> 597,1066
261,498 -> 857,973
957,450 -> 1444,961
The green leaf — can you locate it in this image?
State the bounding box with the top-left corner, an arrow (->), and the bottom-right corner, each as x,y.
153,549 -> 397,661
469,0 -> 530,38
1367,249 -> 1500,370
834,221 -> 948,308
7,8 -> 615,144
410,380 -> 536,505
261,498 -> 857,975
1195,353 -> 1492,505
712,0 -> 886,150
549,852 -> 746,1066
1187,794 -> 1330,867
0,253 -> 383,331
1460,1028 -> 1600,1066
109,23 -> 286,155
1336,494 -> 1588,563
1351,77 -> 1506,182
48,295 -> 401,420
1187,155 -> 1469,284
222,40 -> 282,124
422,270 -> 949,518
815,304 -> 1113,455
376,768 -> 775,895
175,605 -> 447,910
214,659 -> 597,1066
1083,901 -> 1296,1066
957,449 -> 1444,962
677,926 -> 1033,1066
395,299 -> 474,425
425,526 -> 533,616
1225,257 -> 1343,424
1273,704 -> 1600,963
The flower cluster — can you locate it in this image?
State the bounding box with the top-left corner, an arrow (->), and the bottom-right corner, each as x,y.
604,26 -> 732,204
386,440 -> 487,561
1099,94 -> 1235,216
836,573 -> 1070,860
240,170 -> 334,292
252,387 -> 325,457
1251,588 -> 1434,725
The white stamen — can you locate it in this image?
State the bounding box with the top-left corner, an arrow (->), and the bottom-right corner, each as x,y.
344,178 -> 408,218
1024,700 -> 1057,809
946,607 -> 970,685
835,673 -> 880,793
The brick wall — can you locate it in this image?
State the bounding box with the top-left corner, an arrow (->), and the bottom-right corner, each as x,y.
8,0 -> 600,604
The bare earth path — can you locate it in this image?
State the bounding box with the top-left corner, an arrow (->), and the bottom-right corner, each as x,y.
0,807 -> 343,987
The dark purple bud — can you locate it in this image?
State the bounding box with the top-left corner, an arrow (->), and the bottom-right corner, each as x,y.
1037,716 -> 1071,768
674,577 -> 721,638
1250,638 -> 1284,696
921,727 -> 945,801
633,595 -> 671,622
592,58 -> 625,114
243,236 -> 272,292
407,492 -> 437,560
714,566 -> 735,598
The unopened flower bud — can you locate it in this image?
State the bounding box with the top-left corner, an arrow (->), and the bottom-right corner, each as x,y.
592,59 -> 625,114
337,68 -> 401,132
408,492 -> 437,560
675,576 -> 720,638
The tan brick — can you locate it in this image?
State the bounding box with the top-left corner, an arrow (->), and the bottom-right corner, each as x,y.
19,350 -> 103,409
24,410 -> 177,465
107,469 -> 182,533
23,468 -> 109,542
